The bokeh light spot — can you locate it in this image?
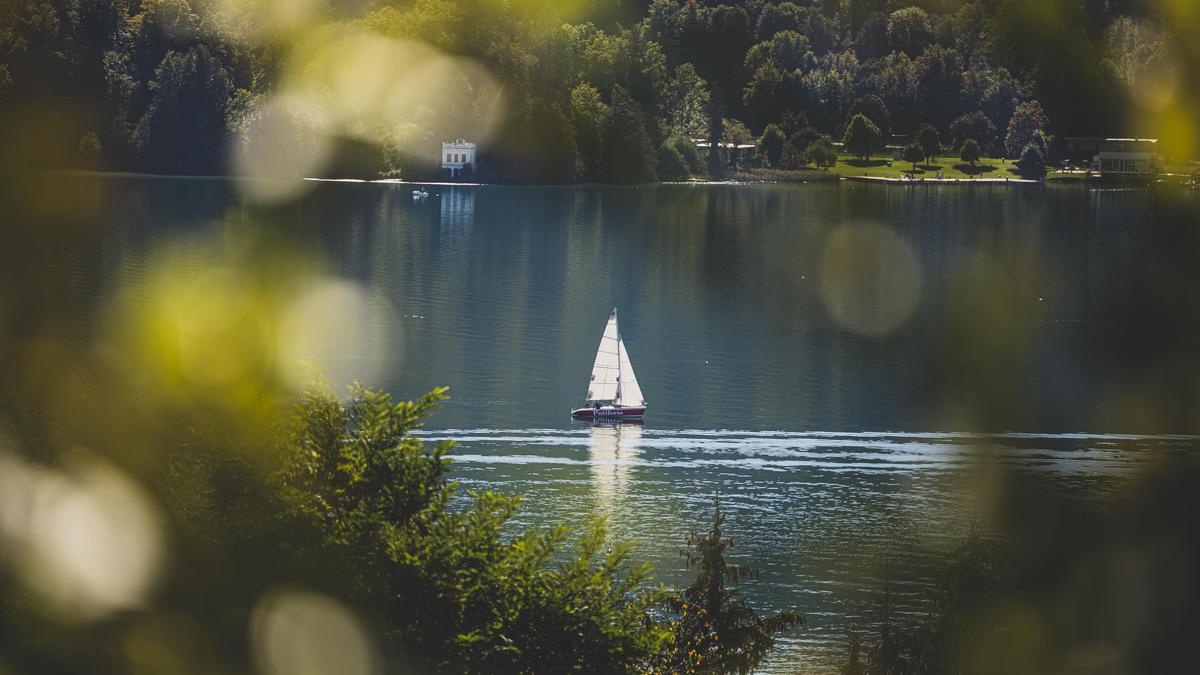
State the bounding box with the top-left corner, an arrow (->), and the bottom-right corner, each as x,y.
251,590 -> 379,675
277,278 -> 398,390
819,224 -> 922,337
0,449 -> 164,620
232,93 -> 333,203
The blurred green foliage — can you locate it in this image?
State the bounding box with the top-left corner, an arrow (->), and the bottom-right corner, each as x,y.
0,375 -> 675,672
843,448 -> 1200,675
284,382 -> 672,672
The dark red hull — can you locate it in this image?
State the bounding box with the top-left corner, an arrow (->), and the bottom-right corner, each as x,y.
571,405 -> 647,419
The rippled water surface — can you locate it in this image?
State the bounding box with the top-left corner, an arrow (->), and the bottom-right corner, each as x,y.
75,176 -> 1200,672
424,427 -> 1188,672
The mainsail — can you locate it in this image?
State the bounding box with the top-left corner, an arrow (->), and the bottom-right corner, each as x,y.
586,308 -> 645,406
587,312 -> 621,401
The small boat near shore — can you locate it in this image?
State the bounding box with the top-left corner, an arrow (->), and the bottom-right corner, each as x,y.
412,188 -> 430,200
571,308 -> 647,421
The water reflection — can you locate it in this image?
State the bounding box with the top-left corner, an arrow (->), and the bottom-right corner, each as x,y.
60,177 -> 1195,432
439,187 -> 475,232
587,423 -> 643,518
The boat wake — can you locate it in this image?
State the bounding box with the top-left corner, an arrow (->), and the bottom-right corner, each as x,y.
416,428 -> 1197,475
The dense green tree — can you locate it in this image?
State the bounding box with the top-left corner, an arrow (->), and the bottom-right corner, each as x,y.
77,130 -> 102,166
848,0 -> 889,34
779,109 -> 815,141
781,138 -> 806,169
848,94 -> 891,140
720,117 -> 753,170
755,2 -> 806,41
665,63 -> 710,140
961,66 -> 1019,122
579,26 -> 635,94
779,111 -> 820,169
722,118 -> 753,147
806,135 -> 838,169
915,44 -> 963,130
796,51 -> 862,132
1035,28 -> 1125,139
854,12 -> 890,60
916,124 -> 939,168
570,83 -> 608,180
745,31 -> 815,73
887,7 -> 934,57
1016,141 -> 1046,179
696,5 -> 753,100
941,0 -> 991,61
742,61 -> 787,130
1106,16 -> 1170,93
973,67 -> 1023,137
1029,128 -> 1050,156
134,45 -> 232,174
959,138 -> 980,166
948,111 -> 997,153
487,95 -> 580,184
658,141 -> 690,180
70,0 -> 127,101
706,100 -> 725,178
865,52 -> 919,133
1004,100 -> 1048,159
0,0 -> 70,100
667,133 -> 704,175
843,113 -> 883,160
805,8 -> 840,56
629,32 -> 671,135
133,0 -> 202,81
602,85 -> 657,184
658,500 -> 803,674
902,142 -> 924,173
656,2 -> 752,179
529,98 -> 580,183
757,122 -> 786,167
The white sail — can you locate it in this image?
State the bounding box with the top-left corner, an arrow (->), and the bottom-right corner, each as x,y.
587,312 -> 621,401
615,338 -> 644,405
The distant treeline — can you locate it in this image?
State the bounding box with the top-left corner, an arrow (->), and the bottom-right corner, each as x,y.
0,0 -> 1190,182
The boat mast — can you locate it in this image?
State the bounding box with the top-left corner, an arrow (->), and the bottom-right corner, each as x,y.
612,307 -> 621,405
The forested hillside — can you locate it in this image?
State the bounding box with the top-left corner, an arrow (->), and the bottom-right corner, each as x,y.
1,0 -> 1195,184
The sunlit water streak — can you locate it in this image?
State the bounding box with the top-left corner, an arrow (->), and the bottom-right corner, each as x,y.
418,427 -> 1193,673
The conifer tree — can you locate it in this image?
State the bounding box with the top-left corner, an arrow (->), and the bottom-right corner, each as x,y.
664,499 -> 803,674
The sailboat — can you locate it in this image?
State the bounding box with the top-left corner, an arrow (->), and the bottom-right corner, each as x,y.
571,308 -> 647,420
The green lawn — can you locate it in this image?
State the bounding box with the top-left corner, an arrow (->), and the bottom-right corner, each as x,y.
822,153 -> 1015,180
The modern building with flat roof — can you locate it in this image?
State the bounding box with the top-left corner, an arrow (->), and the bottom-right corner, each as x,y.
1066,137 -> 1159,174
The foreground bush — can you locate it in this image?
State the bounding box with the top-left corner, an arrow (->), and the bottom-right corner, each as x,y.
283,383 -> 670,672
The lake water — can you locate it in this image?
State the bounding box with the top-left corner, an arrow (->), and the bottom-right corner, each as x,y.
48,176 -> 1200,672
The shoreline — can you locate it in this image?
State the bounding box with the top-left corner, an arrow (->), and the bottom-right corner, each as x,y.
13,168 -> 1188,190
841,174 -> 1039,185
